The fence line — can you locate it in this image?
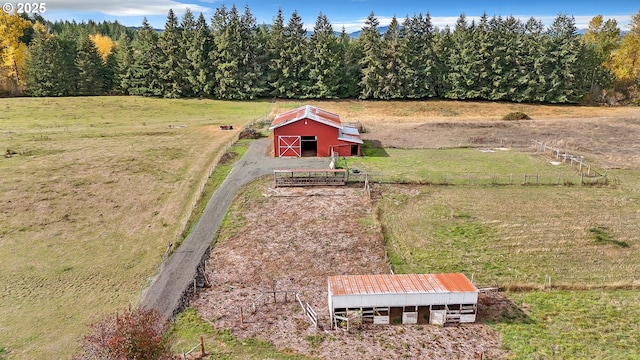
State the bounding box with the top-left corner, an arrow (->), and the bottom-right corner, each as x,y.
171,131 -> 241,247
471,273 -> 640,291
532,139 -> 607,184
348,170 -> 584,186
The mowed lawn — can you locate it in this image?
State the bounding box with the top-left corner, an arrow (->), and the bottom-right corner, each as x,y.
0,97 -> 271,359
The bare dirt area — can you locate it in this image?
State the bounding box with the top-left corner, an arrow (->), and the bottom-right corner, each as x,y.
272,100 -> 640,169
192,184 -> 507,359
364,117 -> 640,170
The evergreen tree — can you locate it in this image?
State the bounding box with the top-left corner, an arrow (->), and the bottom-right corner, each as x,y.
268,8 -> 286,97
183,12 -> 213,97
158,9 -> 184,98
238,5 -> 264,98
433,26 -> 453,97
254,23 -> 271,97
212,4 -> 260,99
209,5 -> 227,97
114,33 -> 134,94
280,10 -> 310,98
178,8 -> 196,97
400,13 -> 437,98
445,14 -> 479,99
308,12 -> 341,98
337,27 -> 361,98
358,12 -> 384,99
75,35 -> 105,95
25,24 -> 78,96
543,15 -> 586,103
129,18 -> 162,96
515,17 -> 547,102
379,16 -> 403,99
102,51 -> 118,94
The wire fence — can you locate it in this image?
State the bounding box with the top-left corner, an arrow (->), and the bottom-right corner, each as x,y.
471,273 -> 640,291
348,170 -> 588,186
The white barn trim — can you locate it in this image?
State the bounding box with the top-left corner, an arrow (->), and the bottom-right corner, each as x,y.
328,273 -> 478,328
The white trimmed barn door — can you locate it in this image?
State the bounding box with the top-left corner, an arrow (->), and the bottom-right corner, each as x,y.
277,136 -> 301,157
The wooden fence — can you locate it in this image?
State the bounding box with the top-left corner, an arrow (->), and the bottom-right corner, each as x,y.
273,169 -> 347,187
532,140 -> 607,185
296,293 -> 318,328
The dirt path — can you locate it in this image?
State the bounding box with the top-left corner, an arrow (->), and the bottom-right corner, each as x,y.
139,138 -> 327,320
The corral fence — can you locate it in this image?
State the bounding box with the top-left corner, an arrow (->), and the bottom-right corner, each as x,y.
296,293 -> 318,328
532,139 -> 608,185
347,170 -> 582,186
471,272 -> 640,291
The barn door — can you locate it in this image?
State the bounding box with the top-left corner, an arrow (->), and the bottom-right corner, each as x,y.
277,136 -> 301,157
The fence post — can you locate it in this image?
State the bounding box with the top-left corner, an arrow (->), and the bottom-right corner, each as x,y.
200,335 -> 205,357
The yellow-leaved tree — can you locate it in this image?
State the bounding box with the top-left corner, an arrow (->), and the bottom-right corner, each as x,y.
89,33 -> 115,61
0,11 -> 31,94
610,9 -> 640,82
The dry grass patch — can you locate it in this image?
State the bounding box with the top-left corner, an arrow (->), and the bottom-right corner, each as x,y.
271,99 -> 638,123
0,97 -> 271,359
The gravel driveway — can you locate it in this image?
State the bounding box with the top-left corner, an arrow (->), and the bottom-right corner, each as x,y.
139,137 -> 328,320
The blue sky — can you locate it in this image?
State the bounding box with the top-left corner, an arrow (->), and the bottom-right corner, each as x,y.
34,0 -> 638,33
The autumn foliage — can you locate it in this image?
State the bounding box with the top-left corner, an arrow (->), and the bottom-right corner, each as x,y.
0,11 -> 31,94
75,307 -> 172,360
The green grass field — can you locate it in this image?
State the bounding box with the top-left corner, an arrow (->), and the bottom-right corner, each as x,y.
377,184 -> 640,287
341,143 -> 581,185
0,97 -> 271,359
371,151 -> 640,357
493,290 -> 640,359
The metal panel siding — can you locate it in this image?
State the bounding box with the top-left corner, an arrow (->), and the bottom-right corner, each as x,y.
328,273 -> 478,296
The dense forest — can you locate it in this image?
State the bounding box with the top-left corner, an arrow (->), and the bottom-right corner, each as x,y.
1,5 -> 639,103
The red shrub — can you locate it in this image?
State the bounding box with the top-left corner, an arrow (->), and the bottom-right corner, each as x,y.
76,307 -> 172,360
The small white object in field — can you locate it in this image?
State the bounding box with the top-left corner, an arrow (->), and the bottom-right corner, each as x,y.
550,161 -> 562,166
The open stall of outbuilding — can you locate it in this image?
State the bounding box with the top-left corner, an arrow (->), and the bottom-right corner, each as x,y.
327,273 -> 478,329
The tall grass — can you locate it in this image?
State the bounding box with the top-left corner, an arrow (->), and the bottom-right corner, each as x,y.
0,97 -> 271,359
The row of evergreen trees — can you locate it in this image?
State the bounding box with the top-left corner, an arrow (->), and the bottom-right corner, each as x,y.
24,5 -> 610,103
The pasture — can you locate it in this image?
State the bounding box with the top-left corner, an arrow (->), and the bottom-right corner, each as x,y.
1,97 -> 639,359
0,97 -> 270,358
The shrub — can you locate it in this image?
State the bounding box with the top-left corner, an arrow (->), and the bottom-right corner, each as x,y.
502,112 -> 531,120
75,307 -> 172,360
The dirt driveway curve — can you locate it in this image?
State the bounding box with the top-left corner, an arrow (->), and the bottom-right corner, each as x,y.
139,137 -> 328,320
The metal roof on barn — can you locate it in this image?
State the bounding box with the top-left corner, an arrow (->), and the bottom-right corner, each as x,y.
328,273 -> 478,296
269,105 -> 343,130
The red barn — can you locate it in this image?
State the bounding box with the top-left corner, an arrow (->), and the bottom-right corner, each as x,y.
269,105 -> 362,157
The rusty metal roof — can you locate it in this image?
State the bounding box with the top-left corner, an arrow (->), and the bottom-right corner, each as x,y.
328,273 -> 478,296
269,105 -> 343,130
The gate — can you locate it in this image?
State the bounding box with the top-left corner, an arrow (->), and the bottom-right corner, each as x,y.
277,136 -> 301,157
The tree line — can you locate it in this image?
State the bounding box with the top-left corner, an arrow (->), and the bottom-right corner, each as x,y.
2,6 -> 639,103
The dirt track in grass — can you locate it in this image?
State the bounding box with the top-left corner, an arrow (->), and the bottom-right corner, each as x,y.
191,184 -> 508,359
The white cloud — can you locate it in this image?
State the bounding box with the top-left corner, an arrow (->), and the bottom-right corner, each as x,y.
45,0 -> 210,16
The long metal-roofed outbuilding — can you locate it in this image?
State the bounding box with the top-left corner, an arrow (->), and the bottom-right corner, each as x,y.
328,273 -> 478,328
269,105 -> 363,157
